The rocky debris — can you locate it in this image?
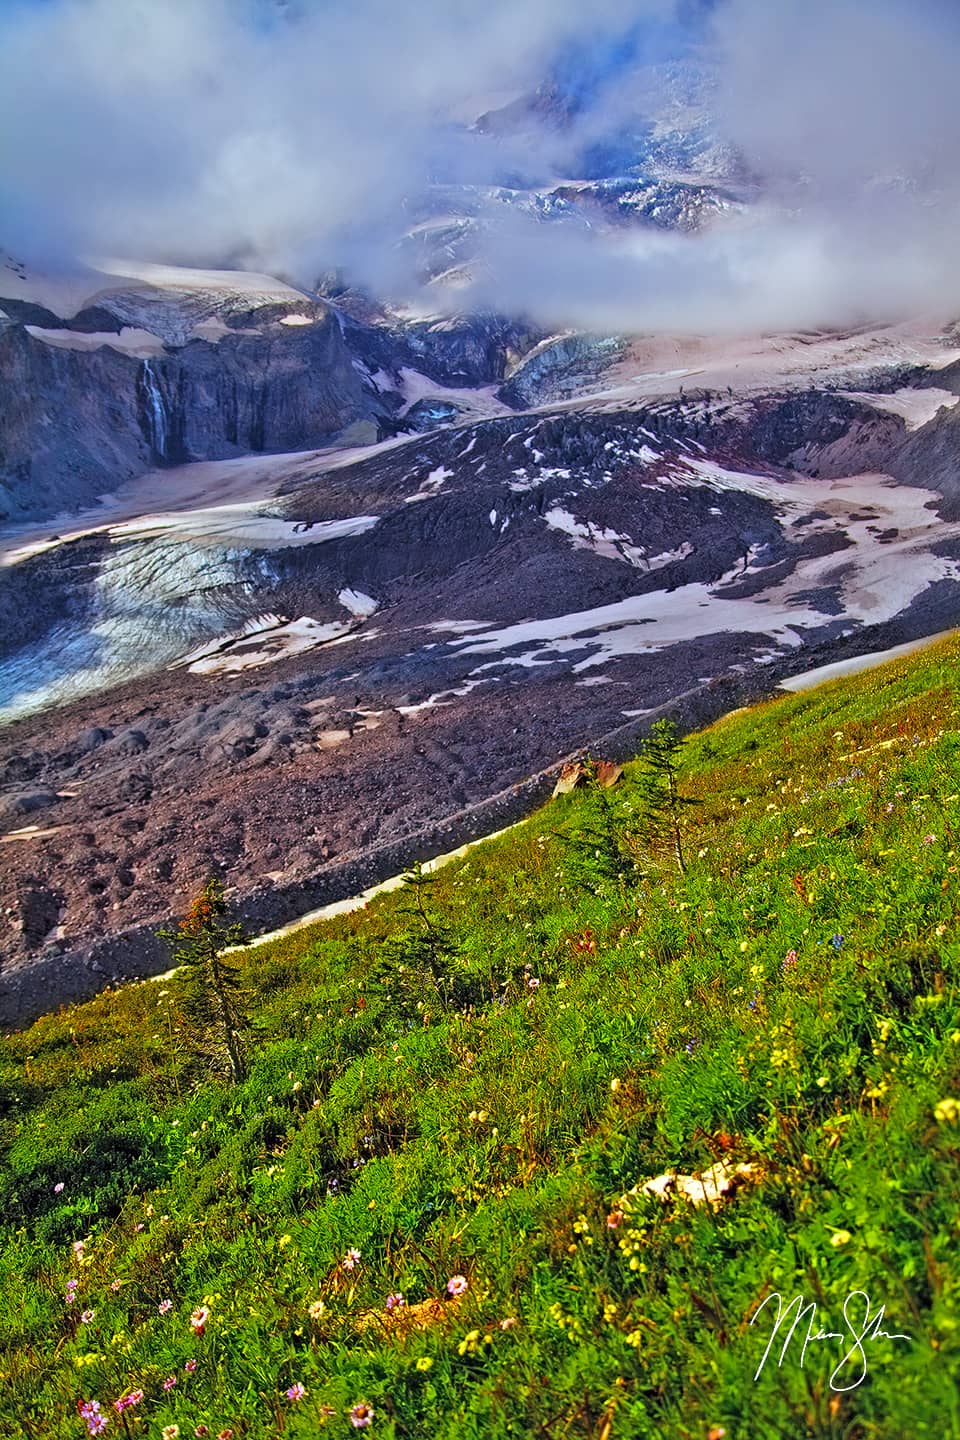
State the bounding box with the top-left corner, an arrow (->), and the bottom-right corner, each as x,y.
0,788 -> 58,824
8,879 -> 64,947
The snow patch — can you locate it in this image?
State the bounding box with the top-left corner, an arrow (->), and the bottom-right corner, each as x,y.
338,588 -> 378,617
174,615 -> 356,676
841,387 -> 959,431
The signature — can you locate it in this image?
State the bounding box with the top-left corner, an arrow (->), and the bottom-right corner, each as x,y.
750,1291 -> 912,1391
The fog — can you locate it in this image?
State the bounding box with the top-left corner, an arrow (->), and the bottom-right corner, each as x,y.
2,0 -> 958,333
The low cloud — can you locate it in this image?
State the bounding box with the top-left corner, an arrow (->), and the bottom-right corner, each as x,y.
2,0 -> 959,333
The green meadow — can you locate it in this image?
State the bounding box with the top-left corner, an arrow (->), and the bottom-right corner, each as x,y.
4,636 -> 960,1439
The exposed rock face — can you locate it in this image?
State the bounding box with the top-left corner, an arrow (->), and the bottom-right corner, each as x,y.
498,333 -> 626,409
0,300 -> 372,523
343,309 -> 541,388
0,324 -> 151,520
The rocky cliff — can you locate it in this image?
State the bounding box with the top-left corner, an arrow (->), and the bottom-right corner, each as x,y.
0,301 -> 373,523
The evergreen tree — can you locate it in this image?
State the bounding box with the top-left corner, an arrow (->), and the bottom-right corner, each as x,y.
159,879 -> 249,1083
557,758 -> 646,896
634,718 -> 698,874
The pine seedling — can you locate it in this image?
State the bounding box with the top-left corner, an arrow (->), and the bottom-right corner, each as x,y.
159,879 -> 249,1084
634,718 -> 698,873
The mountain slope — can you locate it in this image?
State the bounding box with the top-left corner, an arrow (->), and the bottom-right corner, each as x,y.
2,634 -> 960,1436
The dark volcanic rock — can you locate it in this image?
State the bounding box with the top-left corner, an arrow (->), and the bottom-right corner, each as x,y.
0,788 -> 58,824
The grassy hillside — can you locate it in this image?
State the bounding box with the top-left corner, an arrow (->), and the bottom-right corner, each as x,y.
4,637 -> 960,1439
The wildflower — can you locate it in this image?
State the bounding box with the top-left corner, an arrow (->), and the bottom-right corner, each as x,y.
110,1280 -> 122,1293
79,1406 -> 108,1438
286,1382 -> 307,1402
163,1375 -> 177,1391
934,1097 -> 960,1125
782,949 -> 798,971
415,1356 -> 434,1371
135,1223 -> 145,1232
498,1316 -> 519,1330
447,1274 -> 468,1296
342,1248 -> 361,1270
350,1402 -> 375,1428
67,1278 -> 78,1291
924,834 -> 937,845
830,1229 -> 852,1248
195,1429 -> 210,1438
385,1293 -> 405,1310
218,1431 -> 234,1440
73,1241 -> 86,1256
527,977 -> 540,990
81,1309 -> 96,1324
190,1305 -> 211,1334
831,934 -> 844,950
308,1299 -> 326,1320
159,1298 -> 173,1315
184,1358 -> 197,1373
162,1427 -> 180,1440
606,1211 -> 623,1229
115,1391 -> 144,1413
54,1182 -> 65,1193
708,1429 -> 727,1440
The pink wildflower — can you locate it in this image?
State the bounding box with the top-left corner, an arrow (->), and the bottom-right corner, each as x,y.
184,1358 -> 197,1373
159,1298 -> 173,1315
114,1390 -> 144,1413
163,1374 -> 177,1391
349,1402 -> 375,1428
606,1210 -> 623,1229
217,1431 -> 234,1439
80,1309 -> 96,1324
110,1280 -> 122,1293
285,1382 -> 307,1402
54,1182 -> 65,1193
190,1305 -> 211,1334
447,1274 -> 468,1297
527,977 -> 541,990
194,1429 -> 210,1438
385,1292 -> 405,1311
342,1247 -> 361,1270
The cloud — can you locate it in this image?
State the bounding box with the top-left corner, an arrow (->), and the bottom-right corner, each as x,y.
2,0 -> 959,333
0,0 -> 647,271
